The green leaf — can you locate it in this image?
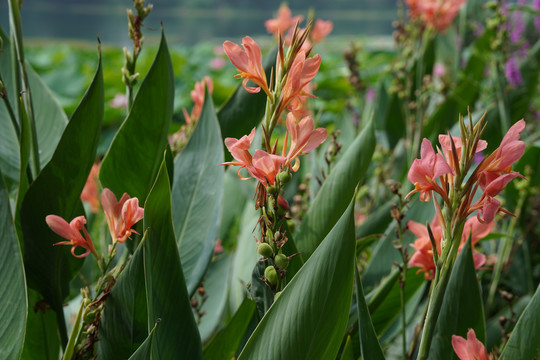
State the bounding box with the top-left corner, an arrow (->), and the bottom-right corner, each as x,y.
172,90 -> 224,296
198,254 -> 232,343
294,118 -> 375,261
203,297 -> 256,360
21,289 -> 60,360
100,31 -> 174,201
238,199 -> 356,360
128,323 -> 158,360
143,160 -> 202,359
500,282 -> 540,359
427,239 -> 486,360
229,200 -> 261,311
20,54 -> 103,346
355,264 -> 385,360
97,238 -> 148,359
218,47 -> 277,161
339,336 -> 355,360
0,173 -> 27,360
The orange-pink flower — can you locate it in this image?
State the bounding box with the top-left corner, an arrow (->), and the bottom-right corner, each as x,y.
280,51 -> 321,114
247,150 -> 286,186
265,4 -> 303,35
223,36 -> 270,96
407,138 -> 454,202
438,134 -> 487,167
222,128 -> 256,178
311,19 -> 333,43
46,215 -> 97,258
408,216 -> 492,279
406,0 -> 466,32
81,162 -> 101,213
183,76 -> 213,126
101,188 -> 144,243
452,329 -> 489,360
283,113 -> 327,170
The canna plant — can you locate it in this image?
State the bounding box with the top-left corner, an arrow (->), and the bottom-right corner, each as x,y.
1,1 -> 540,360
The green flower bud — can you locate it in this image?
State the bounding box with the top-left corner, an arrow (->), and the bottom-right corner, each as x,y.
274,291 -> 282,301
275,254 -> 289,269
257,242 -> 274,258
264,266 -> 279,286
278,171 -> 292,185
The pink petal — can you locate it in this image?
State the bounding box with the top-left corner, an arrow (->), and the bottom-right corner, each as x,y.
46,215 -> 81,242
223,41 -> 249,72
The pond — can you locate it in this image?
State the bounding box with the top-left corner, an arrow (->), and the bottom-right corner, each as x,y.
0,0 -> 397,46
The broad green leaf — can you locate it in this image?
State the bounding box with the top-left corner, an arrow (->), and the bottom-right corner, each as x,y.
428,239 -> 486,360
218,167 -> 250,244
97,238 -> 148,359
0,26 -> 22,183
218,47 -> 277,161
198,254 -> 232,343
128,323 -> 158,360
339,336 -> 355,360
172,89 -> 224,296
229,200 -> 260,311
143,160 -> 202,359
294,119 -> 375,261
203,297 -> 256,360
0,173 -> 27,360
100,31 -> 174,201
355,264 -> 385,360
20,55 -> 103,346
21,289 -> 60,360
238,200 -> 356,360
356,200 -> 394,240
500,282 -> 540,359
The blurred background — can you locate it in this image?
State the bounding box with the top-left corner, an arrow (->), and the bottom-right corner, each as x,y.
0,0 -> 397,46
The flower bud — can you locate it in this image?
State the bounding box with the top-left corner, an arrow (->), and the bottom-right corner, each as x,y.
257,242 -> 274,258
264,266 -> 279,286
275,254 -> 289,269
274,291 -> 282,301
278,171 -> 292,185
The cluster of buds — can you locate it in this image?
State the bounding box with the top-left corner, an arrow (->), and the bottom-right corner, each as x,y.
222,14 -> 328,292
122,0 -> 153,89
406,114 -> 526,277
264,4 -> 333,52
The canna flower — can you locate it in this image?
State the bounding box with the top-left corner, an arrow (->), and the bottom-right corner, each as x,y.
452,329 -> 489,360
438,134 -> 487,164
101,188 -> 144,243
280,51 -> 321,114
311,19 -> 333,43
223,36 -> 270,96
247,150 -> 287,186
265,4 -> 303,35
183,76 -> 213,126
283,113 -> 327,170
222,128 -> 256,178
407,138 -> 455,202
408,217 -> 492,279
81,162 -> 101,213
46,215 -> 97,258
406,0 -> 466,32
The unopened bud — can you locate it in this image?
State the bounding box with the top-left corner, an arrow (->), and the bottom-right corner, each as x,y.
257,242 -> 274,258
286,219 -> 296,233
274,291 -> 282,301
274,231 -> 282,242
264,266 -> 279,286
275,254 -> 289,269
278,171 -> 292,185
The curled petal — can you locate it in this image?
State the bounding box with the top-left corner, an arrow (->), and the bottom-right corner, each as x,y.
223,41 -> 249,72
452,329 -> 489,360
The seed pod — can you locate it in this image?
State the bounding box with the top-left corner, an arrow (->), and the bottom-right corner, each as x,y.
257,242 -> 274,258
278,171 -> 292,185
286,219 -> 296,233
264,266 -> 279,286
275,254 -> 289,269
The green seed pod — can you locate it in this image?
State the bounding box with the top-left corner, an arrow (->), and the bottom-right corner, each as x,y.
266,184 -> 277,194
257,242 -> 274,258
264,266 -> 279,286
275,254 -> 289,269
278,171 -> 292,185
286,219 -> 296,233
